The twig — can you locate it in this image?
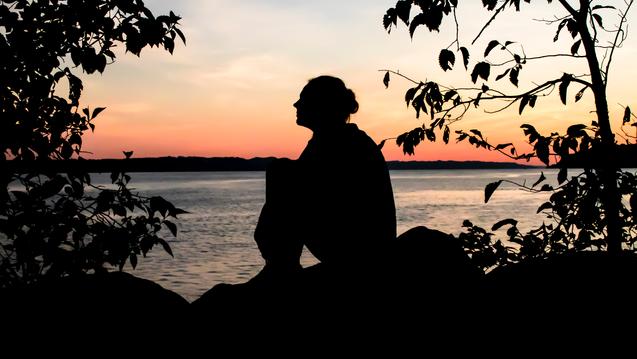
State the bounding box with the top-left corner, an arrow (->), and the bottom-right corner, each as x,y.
378,69 -> 420,85
472,1 -> 509,45
605,0 -> 633,85
488,53 -> 586,67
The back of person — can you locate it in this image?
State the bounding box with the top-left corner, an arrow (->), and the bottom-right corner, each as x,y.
298,122 -> 396,266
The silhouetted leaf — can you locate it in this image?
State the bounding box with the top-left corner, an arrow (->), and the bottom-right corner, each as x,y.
439,49 -> 455,71
130,253 -> 138,269
443,90 -> 457,102
535,139 -> 550,165
485,180 -> 502,203
405,87 -> 418,106
383,71 -> 390,88
112,204 -> 127,217
592,14 -> 604,29
575,86 -> 587,102
529,95 -> 537,108
484,40 -> 500,57
422,6 -> 444,31
495,143 -> 513,151
157,238 -> 174,257
384,8 -> 397,32
164,220 -> 177,237
35,176 -> 67,199
413,92 -> 425,118
425,128 -> 436,141
92,107 -> 106,119
409,13 -> 426,37
175,28 -> 186,45
459,47 -> 469,69
492,218 -> 518,231
483,0 -> 498,11
443,126 -> 450,144
624,106 -> 631,124
496,69 -> 510,81
567,124 -> 587,137
592,5 -> 616,11
519,95 -> 529,115
540,184 -> 553,191
470,129 -> 483,138
521,124 -> 538,140
67,131 -> 81,145
509,67 -> 519,87
570,39 -> 581,55
558,167 -> 568,184
536,202 -> 553,213
566,19 -> 578,38
559,74 -> 571,105
395,0 -> 411,25
170,207 -> 189,216
474,92 -> 482,107
554,19 -> 568,42
471,62 -> 490,83
532,172 -> 546,187
378,139 -> 386,150
61,142 -> 73,159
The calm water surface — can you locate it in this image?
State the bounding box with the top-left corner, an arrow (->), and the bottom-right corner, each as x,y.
106,169 -> 557,302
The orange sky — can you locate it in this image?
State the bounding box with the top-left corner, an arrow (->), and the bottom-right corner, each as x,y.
76,0 -> 637,163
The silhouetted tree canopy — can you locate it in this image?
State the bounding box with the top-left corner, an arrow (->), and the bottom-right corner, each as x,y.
382,0 -> 636,270
0,0 -> 186,287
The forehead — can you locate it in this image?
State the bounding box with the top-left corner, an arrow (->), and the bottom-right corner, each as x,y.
298,88 -> 313,103
299,83 -> 323,100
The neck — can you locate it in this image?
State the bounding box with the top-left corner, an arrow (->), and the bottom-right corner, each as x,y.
312,122 -> 349,135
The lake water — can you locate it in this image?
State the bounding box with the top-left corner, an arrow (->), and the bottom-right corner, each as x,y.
107,169 -> 557,302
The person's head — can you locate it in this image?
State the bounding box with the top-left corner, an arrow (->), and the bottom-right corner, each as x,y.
294,75 -> 359,131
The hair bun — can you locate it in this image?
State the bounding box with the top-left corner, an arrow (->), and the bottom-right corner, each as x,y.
346,89 -> 359,115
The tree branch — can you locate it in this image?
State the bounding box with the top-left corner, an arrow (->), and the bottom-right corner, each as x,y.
453,6 -> 460,51
557,0 -> 579,18
472,1 -> 509,45
488,53 -> 587,67
605,0 -> 633,86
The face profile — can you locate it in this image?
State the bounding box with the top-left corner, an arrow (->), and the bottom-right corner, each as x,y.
293,75 -> 359,132
293,87 -> 318,129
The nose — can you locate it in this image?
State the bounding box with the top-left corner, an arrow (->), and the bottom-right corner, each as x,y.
293,99 -> 300,109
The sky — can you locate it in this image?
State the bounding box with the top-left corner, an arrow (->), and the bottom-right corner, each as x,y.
78,0 -> 637,162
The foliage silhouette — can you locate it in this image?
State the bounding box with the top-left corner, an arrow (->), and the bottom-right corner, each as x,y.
382,0 -> 636,272
0,0 -> 185,288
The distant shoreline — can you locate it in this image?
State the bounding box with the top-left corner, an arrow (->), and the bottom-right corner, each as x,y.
8,156 -> 540,172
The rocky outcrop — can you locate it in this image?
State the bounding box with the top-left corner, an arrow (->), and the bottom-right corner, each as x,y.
2,271 -> 188,331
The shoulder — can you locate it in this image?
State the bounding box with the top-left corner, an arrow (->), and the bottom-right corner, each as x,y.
347,124 -> 381,152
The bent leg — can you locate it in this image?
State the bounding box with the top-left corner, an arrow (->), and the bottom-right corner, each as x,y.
253,159 -> 304,276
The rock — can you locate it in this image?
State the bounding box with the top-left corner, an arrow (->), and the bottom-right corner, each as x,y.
2,271 -> 188,331
479,251 -> 637,331
191,225 -> 483,327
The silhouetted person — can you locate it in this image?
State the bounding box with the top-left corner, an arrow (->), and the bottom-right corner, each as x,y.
252,75 -> 397,283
